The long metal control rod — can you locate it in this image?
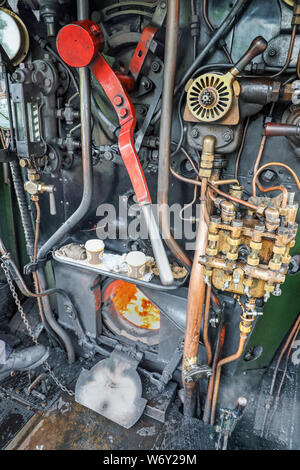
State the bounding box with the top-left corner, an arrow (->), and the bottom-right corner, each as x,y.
37,1 -> 93,261
157,0 -> 191,269
34,0 -> 92,364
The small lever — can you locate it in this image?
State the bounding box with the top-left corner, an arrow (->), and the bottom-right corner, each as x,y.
230,36 -> 268,77
48,188 -> 56,216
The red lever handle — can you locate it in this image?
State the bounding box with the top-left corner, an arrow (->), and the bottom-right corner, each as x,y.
56,21 -> 174,285
57,20 -> 151,205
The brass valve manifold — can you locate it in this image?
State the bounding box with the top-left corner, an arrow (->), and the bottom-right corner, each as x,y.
200,203 -> 298,302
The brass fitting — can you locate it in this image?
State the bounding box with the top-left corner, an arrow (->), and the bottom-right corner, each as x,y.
264,207 -> 280,233
206,216 -> 220,257
247,225 -> 264,266
269,227 -> 289,271
229,183 -> 244,202
24,169 -> 56,215
227,219 -> 243,261
292,1 -> 300,25
240,312 -> 254,336
199,136 -> 215,178
220,200 -> 236,225
222,272 -> 232,291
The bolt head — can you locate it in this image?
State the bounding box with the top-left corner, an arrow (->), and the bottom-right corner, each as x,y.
113,95 -> 123,107
119,108 -> 129,119
191,127 -> 200,138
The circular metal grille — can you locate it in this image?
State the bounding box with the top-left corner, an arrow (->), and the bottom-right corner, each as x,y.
187,73 -> 233,122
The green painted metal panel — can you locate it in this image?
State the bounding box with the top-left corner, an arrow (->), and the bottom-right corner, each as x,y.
236,231 -> 300,372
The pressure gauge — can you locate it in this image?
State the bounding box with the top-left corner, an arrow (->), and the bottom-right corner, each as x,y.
0,7 -> 29,66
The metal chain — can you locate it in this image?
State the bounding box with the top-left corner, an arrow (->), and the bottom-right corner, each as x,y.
1,262 -> 75,396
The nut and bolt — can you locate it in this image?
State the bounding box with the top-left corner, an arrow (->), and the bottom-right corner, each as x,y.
104,151 -> 113,161
223,128 -> 233,143
268,48 -> 277,57
120,108 -> 129,119
141,77 -> 152,91
151,61 -> 161,73
113,95 -> 123,107
191,127 -> 200,138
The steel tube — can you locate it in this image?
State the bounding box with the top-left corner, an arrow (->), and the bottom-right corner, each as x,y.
37,0 -> 92,261
157,0 -> 191,269
37,269 -> 75,363
141,204 -> 174,286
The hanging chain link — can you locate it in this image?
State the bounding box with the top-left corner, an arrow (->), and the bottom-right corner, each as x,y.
1,261 -> 75,396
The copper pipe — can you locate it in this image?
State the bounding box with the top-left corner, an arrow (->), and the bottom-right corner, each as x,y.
157,0 -> 191,269
234,117 -> 250,179
31,199 -> 48,330
256,182 -> 288,207
183,177 -> 208,416
252,162 -> 300,204
271,25 -> 297,79
203,0 -> 232,63
203,284 -> 213,366
210,334 -> 247,425
211,290 -> 221,309
170,167 -> 259,211
212,179 -> 240,186
253,135 -> 267,180
203,324 -> 226,424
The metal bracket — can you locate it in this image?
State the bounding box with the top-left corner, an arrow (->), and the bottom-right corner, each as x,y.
184,364 -> 212,383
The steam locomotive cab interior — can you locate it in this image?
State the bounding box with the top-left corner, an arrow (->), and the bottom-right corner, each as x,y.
0,0 -> 299,451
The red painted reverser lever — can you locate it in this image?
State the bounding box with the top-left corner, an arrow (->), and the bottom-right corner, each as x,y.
56,20 -> 174,286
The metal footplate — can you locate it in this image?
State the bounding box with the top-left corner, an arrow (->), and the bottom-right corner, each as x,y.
75,345 -> 147,429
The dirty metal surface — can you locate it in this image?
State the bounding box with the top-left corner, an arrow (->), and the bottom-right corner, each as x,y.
0,397 -> 34,449
0,348 -> 82,413
10,394 -> 165,450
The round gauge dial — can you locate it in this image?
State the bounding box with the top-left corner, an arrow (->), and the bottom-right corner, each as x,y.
0,8 -> 29,66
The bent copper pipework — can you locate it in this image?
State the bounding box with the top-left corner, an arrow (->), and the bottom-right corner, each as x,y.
271,25 -> 297,79
210,334 -> 247,425
252,162 -> 300,205
170,168 -> 259,211
157,0 -> 191,270
203,284 -> 213,366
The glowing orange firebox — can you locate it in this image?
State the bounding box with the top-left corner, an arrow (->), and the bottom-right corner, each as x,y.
112,281 -> 160,330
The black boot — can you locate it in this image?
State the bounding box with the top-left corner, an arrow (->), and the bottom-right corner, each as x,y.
0,344 -> 49,381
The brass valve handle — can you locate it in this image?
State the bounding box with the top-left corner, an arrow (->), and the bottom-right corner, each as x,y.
230,36 -> 268,77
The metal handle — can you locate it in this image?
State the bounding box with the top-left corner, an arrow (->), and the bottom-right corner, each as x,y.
141,204 -> 174,286
49,190 -> 56,215
231,36 -> 268,76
